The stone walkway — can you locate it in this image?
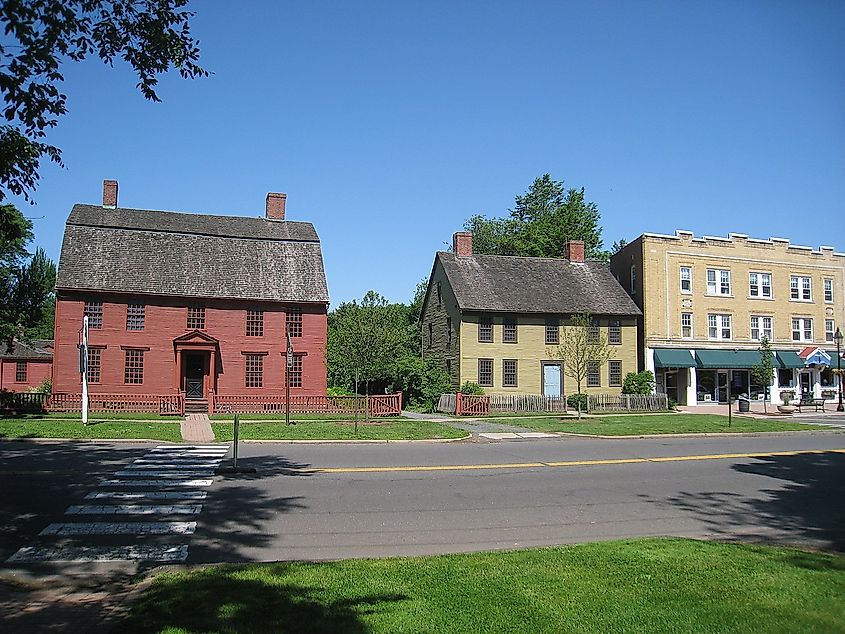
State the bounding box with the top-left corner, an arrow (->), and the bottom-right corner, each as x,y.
180,414 -> 215,443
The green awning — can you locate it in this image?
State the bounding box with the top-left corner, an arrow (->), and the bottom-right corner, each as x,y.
654,348 -> 696,368
694,349 -> 761,369
776,351 -> 805,369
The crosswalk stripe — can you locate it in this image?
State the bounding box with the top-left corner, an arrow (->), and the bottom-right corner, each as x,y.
125,463 -> 221,470
40,521 -> 196,536
65,504 -> 203,515
99,478 -> 213,487
114,469 -> 215,477
85,491 -> 207,500
156,445 -> 221,449
7,544 -> 189,563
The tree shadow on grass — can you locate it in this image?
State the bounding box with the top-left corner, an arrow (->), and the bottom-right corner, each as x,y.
122,563 -> 408,634
652,451 -> 845,553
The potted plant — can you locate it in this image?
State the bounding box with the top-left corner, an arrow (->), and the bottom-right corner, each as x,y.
778,390 -> 796,415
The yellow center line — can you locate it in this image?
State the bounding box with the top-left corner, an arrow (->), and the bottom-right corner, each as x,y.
308,448 -> 845,474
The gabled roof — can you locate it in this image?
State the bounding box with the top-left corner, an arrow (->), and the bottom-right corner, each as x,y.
1,339 -> 54,360
56,204 -> 329,304
436,252 -> 641,316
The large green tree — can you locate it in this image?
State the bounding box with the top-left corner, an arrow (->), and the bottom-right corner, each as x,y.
0,0 -> 207,202
462,174 -> 607,260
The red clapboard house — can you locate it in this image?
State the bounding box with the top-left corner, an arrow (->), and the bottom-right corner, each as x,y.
0,339 -> 53,392
52,180 -> 329,413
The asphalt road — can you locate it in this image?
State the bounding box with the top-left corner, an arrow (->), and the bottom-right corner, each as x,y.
2,431 -> 844,568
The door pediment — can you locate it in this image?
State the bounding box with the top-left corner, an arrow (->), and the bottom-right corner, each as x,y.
173,330 -> 219,350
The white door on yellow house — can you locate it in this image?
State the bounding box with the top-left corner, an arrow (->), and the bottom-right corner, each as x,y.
543,364 -> 562,397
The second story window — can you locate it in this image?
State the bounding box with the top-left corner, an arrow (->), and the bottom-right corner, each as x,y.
503,318 -> 517,343
749,272 -> 772,298
707,269 -> 731,296
826,319 -> 835,343
187,305 -> 205,330
681,312 -> 693,339
246,310 -> 264,337
824,278 -> 833,303
545,320 -> 559,345
478,317 -> 493,343
792,317 -> 813,342
680,266 -> 691,293
750,316 -> 773,341
708,314 -> 732,340
587,319 -> 600,344
286,307 -> 302,338
126,304 -> 145,331
791,275 -> 811,301
84,301 -> 103,329
608,320 -> 622,345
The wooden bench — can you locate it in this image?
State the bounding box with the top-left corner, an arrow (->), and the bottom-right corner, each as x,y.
795,397 -> 826,413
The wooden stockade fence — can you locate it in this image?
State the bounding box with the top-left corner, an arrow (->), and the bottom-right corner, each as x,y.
489,393 -> 567,413
588,393 -> 668,412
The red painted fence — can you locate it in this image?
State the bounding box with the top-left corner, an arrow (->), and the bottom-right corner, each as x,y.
456,393 -> 490,416
48,393 -> 185,416
214,392 -> 402,417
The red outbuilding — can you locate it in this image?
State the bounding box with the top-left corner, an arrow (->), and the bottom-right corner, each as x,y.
52,180 -> 329,413
0,339 -> 53,392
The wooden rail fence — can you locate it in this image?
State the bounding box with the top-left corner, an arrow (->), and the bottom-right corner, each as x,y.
588,393 -> 668,412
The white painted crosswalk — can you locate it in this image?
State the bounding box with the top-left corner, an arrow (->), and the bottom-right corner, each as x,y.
8,444 -> 228,563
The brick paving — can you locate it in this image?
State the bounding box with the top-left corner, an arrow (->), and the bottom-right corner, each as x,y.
180,413 -> 215,442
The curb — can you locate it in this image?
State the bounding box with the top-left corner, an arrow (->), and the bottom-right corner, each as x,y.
237,434 -> 471,445
554,429 -> 845,440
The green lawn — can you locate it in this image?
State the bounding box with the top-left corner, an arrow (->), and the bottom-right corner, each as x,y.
211,419 -> 466,441
5,411 -> 180,421
122,538 -> 845,633
505,413 -> 830,435
209,413 -> 411,422
0,418 -> 182,441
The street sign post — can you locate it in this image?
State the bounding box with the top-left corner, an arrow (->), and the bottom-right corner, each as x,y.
286,332 -> 293,426
80,316 -> 89,425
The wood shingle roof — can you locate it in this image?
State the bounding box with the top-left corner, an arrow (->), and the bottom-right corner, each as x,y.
437,252 -> 641,316
56,204 -> 329,303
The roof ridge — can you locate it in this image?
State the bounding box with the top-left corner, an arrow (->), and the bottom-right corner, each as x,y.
70,204 -> 315,227
438,251 -> 604,263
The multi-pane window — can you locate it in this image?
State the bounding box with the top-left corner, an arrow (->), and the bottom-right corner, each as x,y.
824,278 -> 833,303
587,361 -> 600,387
706,269 -> 731,296
286,307 -> 303,338
681,313 -> 693,339
587,320 -> 600,344
246,310 -> 264,337
608,320 -> 622,345
545,320 -> 559,345
609,360 -> 622,387
87,348 -> 101,384
15,361 -> 26,382
478,358 -> 493,387
680,266 -> 692,293
750,316 -> 773,341
288,354 -> 303,388
826,320 -> 835,343
790,275 -> 812,301
126,304 -> 145,331
502,359 -> 517,387
708,314 -> 732,340
630,266 -> 637,294
124,349 -> 144,384
503,318 -> 517,343
478,317 -> 493,343
749,273 -> 772,298
792,318 -> 813,342
187,305 -> 205,330
84,301 -> 103,329
245,354 -> 263,388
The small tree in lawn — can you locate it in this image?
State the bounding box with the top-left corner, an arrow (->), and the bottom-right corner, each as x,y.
751,337 -> 775,413
548,313 -> 613,419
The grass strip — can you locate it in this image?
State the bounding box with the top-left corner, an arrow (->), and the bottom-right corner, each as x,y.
122,537 -> 845,633
211,419 -> 465,441
0,419 -> 182,441
209,413 -> 411,421
4,411 -> 181,421
501,413 -> 830,435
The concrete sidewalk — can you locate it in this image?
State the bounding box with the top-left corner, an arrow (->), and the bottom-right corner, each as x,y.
180,413 -> 215,443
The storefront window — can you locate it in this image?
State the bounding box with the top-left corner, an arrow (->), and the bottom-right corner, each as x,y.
697,370 -> 716,402
777,369 -> 794,388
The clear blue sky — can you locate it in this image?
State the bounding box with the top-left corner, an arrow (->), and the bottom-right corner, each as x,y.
12,0 -> 845,306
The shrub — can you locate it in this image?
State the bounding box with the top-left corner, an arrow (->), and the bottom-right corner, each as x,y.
668,397 -> 677,410
327,386 -> 352,396
394,355 -> 453,412
460,382 -> 484,395
622,370 -> 655,395
567,393 -> 588,411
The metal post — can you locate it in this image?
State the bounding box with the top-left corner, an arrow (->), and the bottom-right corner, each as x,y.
286,332 -> 293,426
81,316 -> 89,425
727,370 -> 732,427
836,327 -> 843,412
233,413 -> 239,469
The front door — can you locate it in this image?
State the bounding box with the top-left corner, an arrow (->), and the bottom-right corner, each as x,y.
543,364 -> 562,397
800,372 -> 812,399
185,352 -> 206,399
717,371 -> 729,403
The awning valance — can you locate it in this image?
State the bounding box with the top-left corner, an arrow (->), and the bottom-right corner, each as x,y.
694,349 -> 761,369
775,351 -> 804,369
654,348 -> 696,368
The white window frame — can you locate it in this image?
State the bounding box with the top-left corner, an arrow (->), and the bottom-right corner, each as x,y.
791,275 -> 812,301
826,320 -> 835,343
680,266 -> 692,293
749,272 -> 772,299
824,278 -> 833,303
708,314 -> 732,340
792,317 -> 813,342
681,312 -> 693,339
750,315 -> 772,341
706,268 -> 731,296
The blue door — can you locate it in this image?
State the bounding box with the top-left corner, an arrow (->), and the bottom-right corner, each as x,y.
543,364 -> 562,397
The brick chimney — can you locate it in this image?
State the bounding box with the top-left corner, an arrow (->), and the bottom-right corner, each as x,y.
266,192 -> 286,220
102,179 -> 118,208
453,232 -> 473,257
563,240 -> 585,263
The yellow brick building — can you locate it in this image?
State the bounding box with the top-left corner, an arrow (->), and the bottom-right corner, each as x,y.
421,233 -> 640,397
610,230 -> 845,406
